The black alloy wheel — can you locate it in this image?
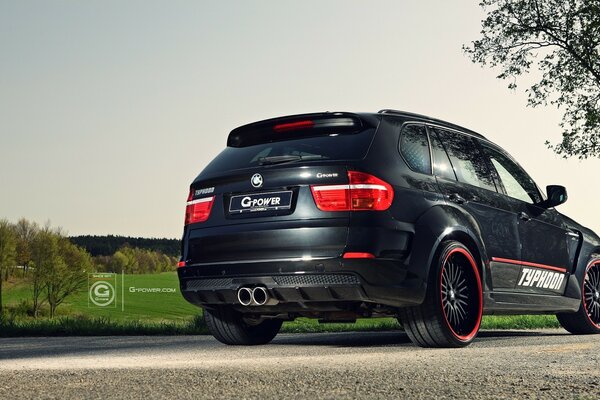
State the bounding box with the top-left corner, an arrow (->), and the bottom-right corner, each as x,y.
557,260 -> 600,334
440,248 -> 483,341
583,262 -> 600,328
399,241 -> 483,348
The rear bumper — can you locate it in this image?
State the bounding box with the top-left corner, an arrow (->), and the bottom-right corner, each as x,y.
177,257 -> 426,310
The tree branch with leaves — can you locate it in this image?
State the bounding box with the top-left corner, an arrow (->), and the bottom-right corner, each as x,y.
464,0 -> 600,158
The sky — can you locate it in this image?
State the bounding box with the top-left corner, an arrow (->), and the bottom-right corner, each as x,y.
1,1 -> 599,239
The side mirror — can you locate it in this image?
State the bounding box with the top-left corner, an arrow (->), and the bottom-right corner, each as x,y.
540,185 -> 568,208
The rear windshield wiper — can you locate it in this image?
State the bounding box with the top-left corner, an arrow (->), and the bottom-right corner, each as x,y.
258,155 -> 326,166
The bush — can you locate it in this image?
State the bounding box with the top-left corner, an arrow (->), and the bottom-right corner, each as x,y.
12,300 -> 32,317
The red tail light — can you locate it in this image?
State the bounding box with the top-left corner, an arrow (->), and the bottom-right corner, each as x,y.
185,193 -> 215,225
311,171 -> 394,211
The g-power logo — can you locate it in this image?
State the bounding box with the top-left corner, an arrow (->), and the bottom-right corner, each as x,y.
88,273 -> 118,308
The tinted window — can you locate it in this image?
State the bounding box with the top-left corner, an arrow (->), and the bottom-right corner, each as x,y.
430,130 -> 457,180
399,124 -> 431,174
435,129 -> 496,192
482,145 -> 541,204
201,128 -> 375,175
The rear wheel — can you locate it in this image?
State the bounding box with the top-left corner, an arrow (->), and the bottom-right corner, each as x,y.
399,241 -> 483,348
204,307 -> 282,345
557,259 -> 600,334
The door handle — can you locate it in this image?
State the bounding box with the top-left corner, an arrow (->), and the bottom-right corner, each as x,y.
448,193 -> 466,204
518,212 -> 531,222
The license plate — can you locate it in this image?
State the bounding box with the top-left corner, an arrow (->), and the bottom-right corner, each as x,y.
229,191 -> 293,214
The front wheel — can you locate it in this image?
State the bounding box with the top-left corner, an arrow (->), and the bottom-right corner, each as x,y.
204,307 -> 282,345
399,241 -> 483,348
557,259 -> 600,334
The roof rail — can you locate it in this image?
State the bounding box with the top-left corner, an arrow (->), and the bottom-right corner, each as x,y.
379,109 -> 411,115
377,109 -> 485,139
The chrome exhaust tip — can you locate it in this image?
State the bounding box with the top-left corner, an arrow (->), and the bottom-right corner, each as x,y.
252,287 -> 269,306
237,287 -> 253,306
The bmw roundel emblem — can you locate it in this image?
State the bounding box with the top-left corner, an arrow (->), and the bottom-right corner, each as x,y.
251,173 -> 263,188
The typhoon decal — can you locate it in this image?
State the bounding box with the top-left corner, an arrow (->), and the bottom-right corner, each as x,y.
517,267 -> 565,291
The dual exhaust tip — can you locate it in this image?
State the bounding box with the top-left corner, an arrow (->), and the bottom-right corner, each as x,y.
237,286 -> 277,306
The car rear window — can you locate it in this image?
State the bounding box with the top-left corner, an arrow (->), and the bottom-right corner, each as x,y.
201,128 -> 376,175
399,124 -> 431,174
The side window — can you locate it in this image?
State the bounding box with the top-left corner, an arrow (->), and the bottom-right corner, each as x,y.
429,129 -> 457,181
482,145 -> 541,204
399,124 -> 431,174
435,128 -> 497,192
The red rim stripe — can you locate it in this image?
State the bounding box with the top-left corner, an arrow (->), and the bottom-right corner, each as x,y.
440,248 -> 483,342
582,260 -> 600,329
491,257 -> 567,273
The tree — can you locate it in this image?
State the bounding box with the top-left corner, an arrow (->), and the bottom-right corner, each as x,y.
464,0 -> 600,158
45,239 -> 89,318
0,220 -> 17,314
13,218 -> 38,280
113,247 -> 139,273
14,218 -> 38,266
28,227 -> 61,317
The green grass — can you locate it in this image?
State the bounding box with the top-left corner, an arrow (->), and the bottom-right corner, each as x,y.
481,314 -> 560,329
282,318 -> 402,333
1,272 -> 562,336
282,314 -> 560,334
0,315 -> 209,337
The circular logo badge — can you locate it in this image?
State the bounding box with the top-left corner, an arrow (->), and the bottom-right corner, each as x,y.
251,173 -> 263,188
89,281 -> 116,307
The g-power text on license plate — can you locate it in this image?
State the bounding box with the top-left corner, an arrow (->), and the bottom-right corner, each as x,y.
229,191 -> 293,214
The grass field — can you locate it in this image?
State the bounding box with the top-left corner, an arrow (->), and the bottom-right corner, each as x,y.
4,272 -> 199,322
1,272 -> 561,336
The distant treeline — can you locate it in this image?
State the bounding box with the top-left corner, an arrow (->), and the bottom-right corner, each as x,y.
70,235 -> 180,257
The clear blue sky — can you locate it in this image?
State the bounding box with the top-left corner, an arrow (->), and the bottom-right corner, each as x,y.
1,1 -> 599,238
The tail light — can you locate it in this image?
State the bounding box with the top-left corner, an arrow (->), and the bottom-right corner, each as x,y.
311,171 -> 394,211
185,190 -> 215,225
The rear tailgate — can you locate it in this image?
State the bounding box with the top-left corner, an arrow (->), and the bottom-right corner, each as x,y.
186,165 -> 350,263
182,112 -> 380,264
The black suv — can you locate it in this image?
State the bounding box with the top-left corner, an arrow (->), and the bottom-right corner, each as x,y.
178,110 -> 600,347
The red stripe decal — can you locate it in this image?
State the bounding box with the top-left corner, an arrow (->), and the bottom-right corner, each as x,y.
491,257 -> 567,273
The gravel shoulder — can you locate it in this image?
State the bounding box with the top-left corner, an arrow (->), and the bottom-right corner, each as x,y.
1,330 -> 599,399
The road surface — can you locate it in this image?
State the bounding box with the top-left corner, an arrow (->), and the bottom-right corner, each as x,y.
1,330 -> 598,399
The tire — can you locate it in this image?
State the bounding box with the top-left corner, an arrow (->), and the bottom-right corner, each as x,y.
557,259 -> 600,334
399,241 -> 483,348
204,306 -> 282,345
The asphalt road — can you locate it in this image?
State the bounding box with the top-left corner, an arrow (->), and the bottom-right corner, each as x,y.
0,330 -> 599,399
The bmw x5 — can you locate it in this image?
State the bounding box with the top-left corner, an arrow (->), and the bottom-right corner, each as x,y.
177,110 -> 600,347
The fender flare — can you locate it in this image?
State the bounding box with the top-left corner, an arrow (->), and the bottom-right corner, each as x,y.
407,205 -> 490,304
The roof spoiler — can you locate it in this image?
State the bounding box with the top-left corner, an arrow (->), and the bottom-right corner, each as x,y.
227,112 -> 373,147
